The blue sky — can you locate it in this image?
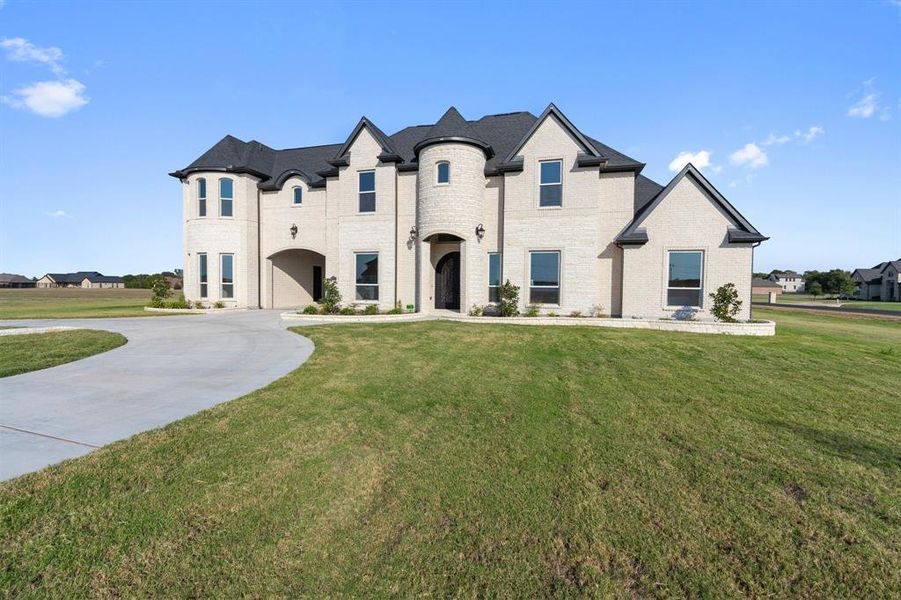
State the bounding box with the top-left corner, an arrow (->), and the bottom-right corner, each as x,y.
1,0 -> 898,277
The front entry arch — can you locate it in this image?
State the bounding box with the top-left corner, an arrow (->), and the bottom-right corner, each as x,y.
434,251 -> 460,310
268,248 -> 326,309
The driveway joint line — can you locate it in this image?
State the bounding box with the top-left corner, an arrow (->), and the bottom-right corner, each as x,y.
0,425 -> 100,449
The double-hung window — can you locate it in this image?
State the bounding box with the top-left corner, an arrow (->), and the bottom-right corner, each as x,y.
198,253 -> 208,298
293,186 -> 303,205
197,178 -> 207,217
539,160 -> 563,207
488,253 -> 502,302
358,171 -> 376,213
219,178 -> 233,217
436,161 -> 450,185
355,252 -> 378,301
530,251 -> 560,304
667,251 -> 703,307
220,253 -> 234,299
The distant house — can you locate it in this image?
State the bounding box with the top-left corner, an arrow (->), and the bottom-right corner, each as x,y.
0,273 -> 35,288
767,270 -> 805,293
36,271 -> 125,289
752,278 -> 782,296
852,260 -> 901,302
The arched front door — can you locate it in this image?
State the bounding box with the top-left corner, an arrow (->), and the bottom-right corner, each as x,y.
435,251 -> 460,310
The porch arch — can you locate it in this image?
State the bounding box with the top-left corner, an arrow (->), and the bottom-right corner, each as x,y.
267,248 -> 326,309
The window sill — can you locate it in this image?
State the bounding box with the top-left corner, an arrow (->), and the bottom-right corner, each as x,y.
538,205 -> 563,210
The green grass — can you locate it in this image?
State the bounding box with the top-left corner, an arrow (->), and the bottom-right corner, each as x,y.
1,310 -> 899,597
0,329 -> 126,377
753,293 -> 901,312
0,288 -> 154,319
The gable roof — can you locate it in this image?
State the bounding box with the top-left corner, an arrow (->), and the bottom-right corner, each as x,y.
171,105 -> 644,190
769,270 -> 801,278
0,273 -> 32,284
752,278 -> 782,289
43,271 -> 104,284
879,259 -> 901,274
503,103 -> 599,162
852,268 -> 883,283
82,274 -> 124,284
615,163 -> 767,246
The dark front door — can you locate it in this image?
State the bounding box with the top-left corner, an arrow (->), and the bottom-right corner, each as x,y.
435,251 -> 460,310
312,266 -> 323,302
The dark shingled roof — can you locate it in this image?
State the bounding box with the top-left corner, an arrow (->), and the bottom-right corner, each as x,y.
752,278 -> 782,289
413,106 -> 492,158
44,271 -> 102,284
0,273 -> 32,284
853,267 -> 883,283
170,105 -> 645,188
634,174 -> 664,213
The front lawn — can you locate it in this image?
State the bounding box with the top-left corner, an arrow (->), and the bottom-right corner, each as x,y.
0,329 -> 127,377
1,310 -> 898,596
753,293 -> 901,312
0,288 -> 154,319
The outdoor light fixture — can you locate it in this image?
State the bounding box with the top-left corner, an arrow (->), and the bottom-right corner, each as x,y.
409,226 -> 418,241
290,224 -> 298,239
475,223 -> 485,240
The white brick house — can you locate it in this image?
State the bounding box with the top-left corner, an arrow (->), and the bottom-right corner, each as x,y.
170,105 -> 767,319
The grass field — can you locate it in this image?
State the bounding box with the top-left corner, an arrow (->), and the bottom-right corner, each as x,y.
1,309 -> 899,596
0,288 -> 154,319
753,293 -> 901,312
0,329 -> 126,377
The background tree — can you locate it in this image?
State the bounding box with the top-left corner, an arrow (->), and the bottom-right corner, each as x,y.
809,282 -> 823,297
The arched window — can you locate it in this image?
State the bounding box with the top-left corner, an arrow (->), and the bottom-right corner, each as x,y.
219,178 -> 233,217
197,178 -> 207,217
436,161 -> 450,185
293,186 -> 302,205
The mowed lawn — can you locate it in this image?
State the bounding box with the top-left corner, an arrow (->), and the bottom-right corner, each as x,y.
1,310 -> 899,597
753,293 -> 901,312
0,288 -> 153,319
0,329 -> 127,377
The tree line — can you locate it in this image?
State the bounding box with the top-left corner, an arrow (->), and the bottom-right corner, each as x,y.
123,270 -> 183,289
753,269 -> 855,297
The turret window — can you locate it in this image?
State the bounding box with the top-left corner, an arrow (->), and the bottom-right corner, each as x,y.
219,178 -> 234,217
293,186 -> 303,205
197,178 -> 207,217
359,171 -> 376,213
436,161 -> 450,185
539,160 -> 563,207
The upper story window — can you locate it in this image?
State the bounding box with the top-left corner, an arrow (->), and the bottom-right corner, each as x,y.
358,171 -> 376,213
436,161 -> 450,185
355,252 -> 379,301
530,251 -> 560,304
667,251 -> 703,308
293,186 -> 303,205
488,253 -> 502,303
220,253 -> 234,299
539,160 -> 563,207
219,178 -> 234,217
197,178 -> 207,217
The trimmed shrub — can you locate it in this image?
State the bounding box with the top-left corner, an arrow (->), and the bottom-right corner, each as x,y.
468,304 -> 484,317
569,310 -> 582,318
363,304 -> 379,315
524,304 -> 539,317
321,276 -> 342,314
213,300 -> 225,309
302,304 -> 320,315
709,283 -> 743,322
339,306 -> 357,316
497,279 -> 520,317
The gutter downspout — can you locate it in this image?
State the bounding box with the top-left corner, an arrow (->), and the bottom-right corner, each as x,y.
394,166 -> 399,310
257,187 -> 262,309
751,241 -> 762,321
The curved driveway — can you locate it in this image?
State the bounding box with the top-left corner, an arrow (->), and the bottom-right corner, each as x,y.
0,311 -> 313,481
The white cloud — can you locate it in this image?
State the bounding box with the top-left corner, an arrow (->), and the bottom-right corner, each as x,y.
848,78 -> 891,120
762,133 -> 791,146
0,37 -> 65,75
795,125 -> 824,142
2,79 -> 88,117
46,209 -> 67,218
729,143 -> 768,169
668,150 -> 712,172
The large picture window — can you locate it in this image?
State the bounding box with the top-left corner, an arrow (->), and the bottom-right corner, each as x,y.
219,178 -> 233,217
530,251 -> 560,304
197,178 -> 207,217
198,253 -> 208,298
488,253 -> 502,302
358,171 -> 376,213
355,252 -> 378,301
539,160 -> 562,207
667,251 -> 703,307
220,253 -> 234,299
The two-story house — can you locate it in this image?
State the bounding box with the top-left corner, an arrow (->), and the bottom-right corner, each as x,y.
170,104 -> 767,319
767,270 -> 805,293
852,260 -> 901,301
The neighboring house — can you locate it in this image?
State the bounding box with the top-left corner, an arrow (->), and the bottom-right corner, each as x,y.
767,270 -> 805,293
170,104 -> 767,319
36,272 -> 124,288
0,273 -> 35,288
752,278 -> 782,296
852,260 -> 901,301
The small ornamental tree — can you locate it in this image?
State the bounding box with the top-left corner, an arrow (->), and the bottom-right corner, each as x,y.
497,279 -> 520,317
150,276 -> 172,307
709,283 -> 743,322
321,276 -> 342,314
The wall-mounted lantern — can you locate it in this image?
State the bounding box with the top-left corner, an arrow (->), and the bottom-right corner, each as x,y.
409,226 -> 418,242
475,223 -> 485,240
290,224 -> 298,239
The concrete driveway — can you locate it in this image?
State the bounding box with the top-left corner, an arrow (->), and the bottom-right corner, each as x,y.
0,311 -> 313,481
